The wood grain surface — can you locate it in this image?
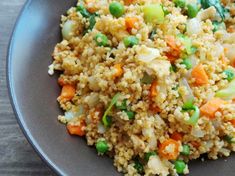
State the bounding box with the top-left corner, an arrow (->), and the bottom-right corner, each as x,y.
0,0 -> 55,175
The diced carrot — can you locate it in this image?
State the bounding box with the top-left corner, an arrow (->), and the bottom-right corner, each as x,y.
124,0 -> 135,5
200,98 -> 226,119
149,80 -> 158,97
232,98 -> 235,104
159,139 -> 180,160
230,8 -> 235,16
113,64 -> 124,78
229,119 -> 235,127
227,26 -> 235,33
231,58 -> 235,67
85,0 -> 97,13
165,36 -> 182,53
166,36 -> 179,50
67,121 -> 86,136
165,52 -> 178,63
125,17 -> 138,33
87,7 -> 97,13
191,141 -> 200,148
165,36 -> 182,62
149,103 -> 161,113
170,132 -> 183,141
90,106 -> 103,123
58,77 -> 66,86
224,47 -> 228,53
191,64 -> 209,86
59,85 -> 76,101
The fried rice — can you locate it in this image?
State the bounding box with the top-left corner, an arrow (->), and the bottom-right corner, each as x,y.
48,0 -> 235,175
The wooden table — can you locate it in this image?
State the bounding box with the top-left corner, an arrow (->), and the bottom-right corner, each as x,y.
0,0 -> 55,175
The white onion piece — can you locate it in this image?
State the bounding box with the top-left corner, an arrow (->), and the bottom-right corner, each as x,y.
136,46 -> 160,63
62,20 -> 76,40
179,78 -> 194,103
74,105 -> 84,117
88,76 -> 100,91
147,60 -> 171,78
84,93 -> 99,108
189,55 -> 197,68
131,135 -> 145,150
64,105 -> 84,121
147,155 -> 169,176
97,123 -> 106,134
204,141 -> 213,150
48,64 -> 54,75
142,127 -> 154,138
187,18 -> 202,35
64,111 -> 75,121
197,6 -> 216,21
191,127 -> 205,137
148,136 -> 157,150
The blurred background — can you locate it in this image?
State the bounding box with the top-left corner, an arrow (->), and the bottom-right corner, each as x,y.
0,0 -> 54,175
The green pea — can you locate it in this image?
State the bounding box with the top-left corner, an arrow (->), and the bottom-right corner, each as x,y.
174,160 -> 186,174
95,33 -> 109,47
125,110 -> 135,120
134,160 -> 144,174
181,144 -> 190,155
144,151 -> 157,162
174,0 -> 186,8
109,2 -> 125,18
96,139 -> 109,154
123,36 -> 139,47
187,3 -> 199,18
223,69 -> 235,81
181,58 -> 192,70
115,99 -> 127,110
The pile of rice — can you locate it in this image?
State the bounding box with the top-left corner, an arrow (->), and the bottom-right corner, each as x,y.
49,0 -> 235,175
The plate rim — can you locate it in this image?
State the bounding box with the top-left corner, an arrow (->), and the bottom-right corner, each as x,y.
6,0 -> 63,175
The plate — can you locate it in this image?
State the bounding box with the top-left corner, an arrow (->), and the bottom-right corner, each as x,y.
7,0 -> 235,175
